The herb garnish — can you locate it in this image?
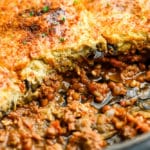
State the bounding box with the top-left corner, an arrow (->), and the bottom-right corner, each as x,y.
42,6 -> 49,13
29,11 -> 34,16
59,37 -> 65,42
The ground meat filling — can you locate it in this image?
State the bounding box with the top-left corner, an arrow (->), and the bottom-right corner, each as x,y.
0,53 -> 149,150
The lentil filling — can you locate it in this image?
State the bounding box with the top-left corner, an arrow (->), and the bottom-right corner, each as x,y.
0,51 -> 150,150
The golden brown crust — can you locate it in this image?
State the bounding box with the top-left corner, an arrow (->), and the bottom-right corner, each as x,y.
0,0 -> 106,70
0,0 -> 149,69
84,0 -> 150,51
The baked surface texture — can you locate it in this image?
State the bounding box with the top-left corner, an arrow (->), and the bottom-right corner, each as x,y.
0,0 -> 149,116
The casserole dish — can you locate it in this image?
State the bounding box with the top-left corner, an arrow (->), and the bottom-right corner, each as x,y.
0,0 -> 149,149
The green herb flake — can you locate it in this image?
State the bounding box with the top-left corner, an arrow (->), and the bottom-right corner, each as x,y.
59,37 -> 65,42
73,0 -> 78,4
29,11 -> 34,16
42,6 -> 49,13
61,17 -> 66,22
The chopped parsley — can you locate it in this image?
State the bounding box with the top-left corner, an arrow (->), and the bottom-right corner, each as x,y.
61,17 -> 66,22
73,0 -> 78,4
42,6 -> 49,13
59,37 -> 65,42
29,11 -> 34,16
